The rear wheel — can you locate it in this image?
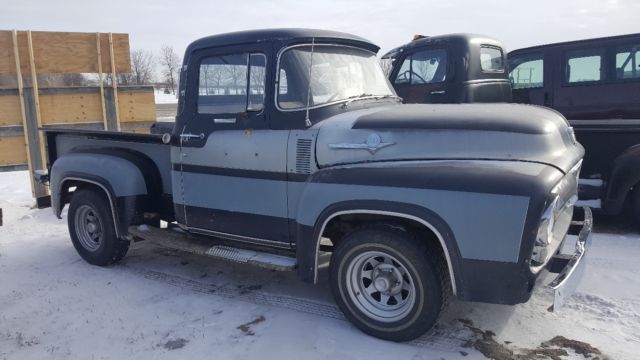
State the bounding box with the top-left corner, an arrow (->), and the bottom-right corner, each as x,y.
329,224 -> 448,341
68,189 -> 129,265
633,188 -> 640,231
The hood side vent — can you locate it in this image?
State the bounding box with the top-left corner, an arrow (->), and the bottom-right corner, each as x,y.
295,139 -> 312,174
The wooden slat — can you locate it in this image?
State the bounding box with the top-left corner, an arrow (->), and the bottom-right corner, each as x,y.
0,94 -> 22,126
0,31 -> 130,74
0,135 -> 27,165
118,91 -> 156,122
39,92 -> 103,124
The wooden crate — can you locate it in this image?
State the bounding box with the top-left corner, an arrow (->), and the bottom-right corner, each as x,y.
40,91 -> 103,125
118,90 -> 156,122
0,93 -> 22,127
0,136 -> 27,166
0,31 -> 130,74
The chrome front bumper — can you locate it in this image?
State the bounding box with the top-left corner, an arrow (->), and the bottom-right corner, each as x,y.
546,206 -> 593,311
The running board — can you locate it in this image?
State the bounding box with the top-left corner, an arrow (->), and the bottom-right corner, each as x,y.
128,225 -> 297,271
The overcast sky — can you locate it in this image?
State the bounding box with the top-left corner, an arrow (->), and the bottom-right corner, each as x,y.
2,0 -> 637,59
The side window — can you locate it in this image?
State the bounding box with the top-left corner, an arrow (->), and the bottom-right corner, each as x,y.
565,49 -> 604,84
480,46 -> 504,72
198,53 -> 266,114
394,49 -> 447,85
393,57 -> 412,84
615,45 -> 640,80
509,54 -> 544,89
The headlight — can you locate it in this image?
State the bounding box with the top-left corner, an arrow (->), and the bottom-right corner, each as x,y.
531,196 -> 558,267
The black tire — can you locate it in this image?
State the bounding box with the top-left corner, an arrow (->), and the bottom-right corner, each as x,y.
634,188 -> 640,231
68,189 -> 129,266
329,224 -> 448,341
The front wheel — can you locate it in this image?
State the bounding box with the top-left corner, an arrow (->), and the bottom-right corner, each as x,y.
68,189 -> 129,266
329,225 -> 448,341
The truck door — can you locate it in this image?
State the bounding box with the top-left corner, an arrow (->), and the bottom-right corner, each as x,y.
176,46 -> 291,246
391,48 -> 450,103
509,51 -> 552,108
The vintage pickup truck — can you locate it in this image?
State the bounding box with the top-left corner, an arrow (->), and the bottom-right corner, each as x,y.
36,29 -> 591,341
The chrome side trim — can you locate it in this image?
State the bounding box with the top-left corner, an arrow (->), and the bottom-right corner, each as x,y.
313,210 -> 457,295
61,177 -> 121,238
188,226 -> 292,250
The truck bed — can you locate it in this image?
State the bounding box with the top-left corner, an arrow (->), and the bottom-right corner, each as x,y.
43,128 -> 173,195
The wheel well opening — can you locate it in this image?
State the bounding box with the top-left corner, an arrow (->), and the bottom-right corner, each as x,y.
59,180 -> 105,212
323,213 -> 448,266
320,212 -> 455,295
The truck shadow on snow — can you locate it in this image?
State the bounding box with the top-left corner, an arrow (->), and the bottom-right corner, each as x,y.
117,242 -> 608,359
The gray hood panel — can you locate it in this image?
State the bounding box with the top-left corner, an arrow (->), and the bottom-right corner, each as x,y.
315,103 -> 584,174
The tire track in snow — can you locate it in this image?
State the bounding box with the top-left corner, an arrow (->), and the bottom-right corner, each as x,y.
120,264 -> 469,350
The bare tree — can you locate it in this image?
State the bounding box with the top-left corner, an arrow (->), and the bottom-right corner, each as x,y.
159,45 -> 181,94
114,49 -> 155,85
130,49 -> 155,85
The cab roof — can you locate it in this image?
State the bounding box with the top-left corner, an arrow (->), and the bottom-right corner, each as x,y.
382,33 -> 502,59
185,28 -> 379,54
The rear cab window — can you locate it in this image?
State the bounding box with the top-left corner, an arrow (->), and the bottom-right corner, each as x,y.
480,46 -> 504,72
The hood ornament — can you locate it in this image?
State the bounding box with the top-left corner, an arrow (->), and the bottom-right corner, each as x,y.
329,133 -> 395,154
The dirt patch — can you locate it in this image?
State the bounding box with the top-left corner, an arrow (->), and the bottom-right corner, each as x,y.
542,336 -> 601,358
237,315 -> 266,336
459,319 -> 604,360
162,338 -> 189,350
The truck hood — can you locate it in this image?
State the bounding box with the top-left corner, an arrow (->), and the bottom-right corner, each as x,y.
314,103 -> 584,174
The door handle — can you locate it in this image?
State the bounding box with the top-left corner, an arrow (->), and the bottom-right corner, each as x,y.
179,133 -> 204,142
430,90 -> 446,95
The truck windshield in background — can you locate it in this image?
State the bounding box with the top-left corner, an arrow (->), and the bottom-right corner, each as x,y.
277,45 -> 395,110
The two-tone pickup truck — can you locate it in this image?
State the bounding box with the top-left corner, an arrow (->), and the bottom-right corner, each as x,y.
36,29 -> 591,341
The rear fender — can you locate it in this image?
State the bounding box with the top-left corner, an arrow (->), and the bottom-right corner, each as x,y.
50,153 -> 149,237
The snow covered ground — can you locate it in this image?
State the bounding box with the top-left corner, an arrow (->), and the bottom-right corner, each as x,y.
154,89 -> 179,105
1,170 -> 639,359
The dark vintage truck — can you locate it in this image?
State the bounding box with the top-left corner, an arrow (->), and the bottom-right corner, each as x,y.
36,29 -> 591,341
509,33 -> 640,226
381,33 -> 512,104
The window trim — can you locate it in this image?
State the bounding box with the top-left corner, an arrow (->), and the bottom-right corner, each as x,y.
196,52 -> 267,116
562,48 -> 606,87
479,45 -> 505,73
274,43 -> 386,113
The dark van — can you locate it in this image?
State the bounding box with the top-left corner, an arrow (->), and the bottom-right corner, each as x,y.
509,33 -> 640,224
383,34 -> 511,104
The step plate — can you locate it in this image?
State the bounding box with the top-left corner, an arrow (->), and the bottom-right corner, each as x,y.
128,225 -> 297,271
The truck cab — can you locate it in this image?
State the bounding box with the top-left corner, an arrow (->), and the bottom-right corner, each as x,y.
41,29 -> 591,342
383,33 -> 512,104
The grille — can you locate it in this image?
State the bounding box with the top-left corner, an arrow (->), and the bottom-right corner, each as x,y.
295,139 -> 312,174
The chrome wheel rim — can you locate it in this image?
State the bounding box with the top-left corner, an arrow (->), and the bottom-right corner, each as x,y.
346,250 -> 416,323
74,205 -> 103,252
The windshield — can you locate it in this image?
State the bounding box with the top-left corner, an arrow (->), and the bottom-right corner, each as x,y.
277,45 -> 395,110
